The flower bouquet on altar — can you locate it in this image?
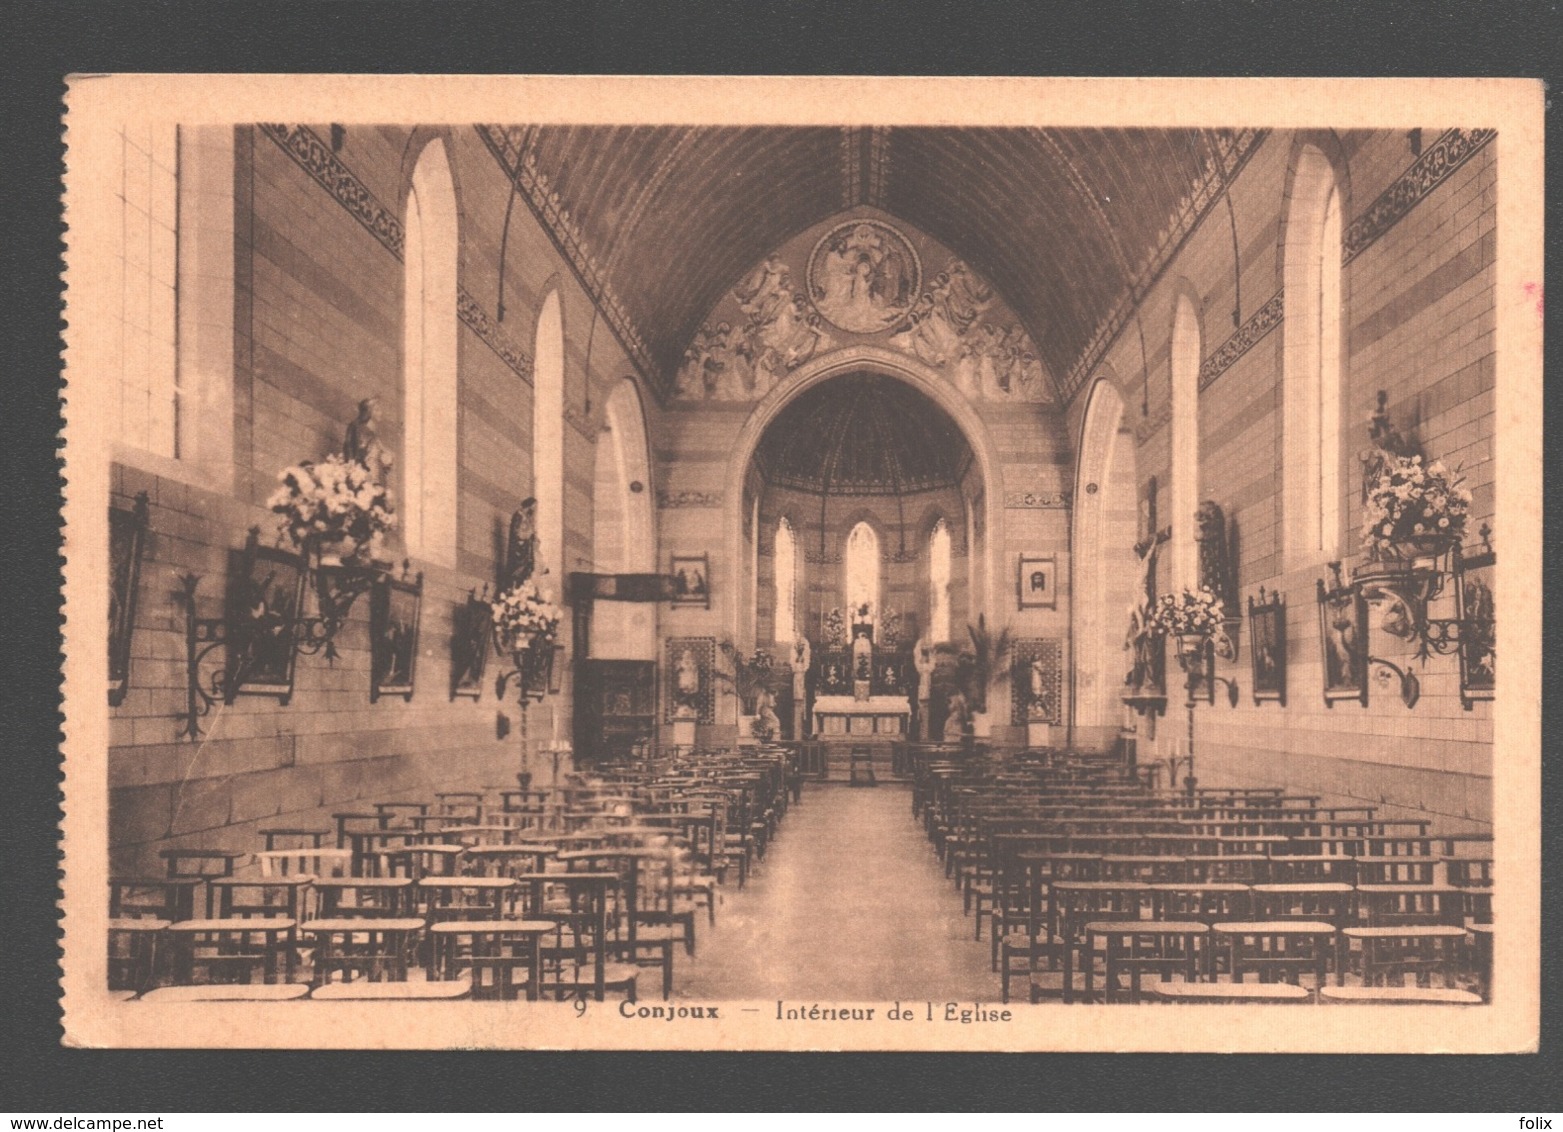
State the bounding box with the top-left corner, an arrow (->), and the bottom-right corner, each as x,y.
267,453 -> 396,566
1362,454 -> 1472,561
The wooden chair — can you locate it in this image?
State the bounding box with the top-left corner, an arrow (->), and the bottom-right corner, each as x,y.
310,877 -> 415,919
108,880 -> 174,994
1084,920 -> 1210,1003
515,872 -> 639,1003
1210,920 -> 1335,991
428,920 -> 556,1000
167,917 -> 298,986
302,918 -> 425,985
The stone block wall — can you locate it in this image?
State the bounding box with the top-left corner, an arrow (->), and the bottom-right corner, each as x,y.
1087,128 -> 1496,830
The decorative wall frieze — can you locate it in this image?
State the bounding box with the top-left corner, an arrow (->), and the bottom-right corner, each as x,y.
1003,491 -> 1072,510
1064,128 -> 1268,403
476,125 -> 660,390
1199,290 -> 1284,391
657,490 -> 724,509
456,287 -> 533,383
1343,128 -> 1496,266
259,124 -> 405,260
803,550 -> 843,565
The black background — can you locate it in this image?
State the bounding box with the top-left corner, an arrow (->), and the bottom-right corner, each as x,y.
4,0 -> 1560,1112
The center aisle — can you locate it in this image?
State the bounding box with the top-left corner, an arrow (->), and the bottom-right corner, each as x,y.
675,783 -> 1000,1002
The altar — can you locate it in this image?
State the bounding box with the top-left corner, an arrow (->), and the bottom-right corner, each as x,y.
813,694 -> 909,738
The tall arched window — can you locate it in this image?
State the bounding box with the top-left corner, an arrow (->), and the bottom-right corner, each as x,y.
928,518 -> 952,642
1169,293 -> 1202,590
533,289 -> 564,577
774,517 -> 797,645
403,138 -> 459,567
845,521 -> 880,617
1283,145 -> 1344,561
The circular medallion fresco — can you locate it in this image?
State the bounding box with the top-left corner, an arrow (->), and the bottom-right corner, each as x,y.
806,220 -> 922,335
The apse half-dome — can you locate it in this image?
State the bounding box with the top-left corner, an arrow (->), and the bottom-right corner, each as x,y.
752,373 -> 973,495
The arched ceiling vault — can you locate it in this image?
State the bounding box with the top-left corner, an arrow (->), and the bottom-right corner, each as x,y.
478,125 -> 1265,405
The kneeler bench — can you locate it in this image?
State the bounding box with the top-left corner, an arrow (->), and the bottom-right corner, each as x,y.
1319,985 -> 1481,1005
1150,982 -> 1311,1003
140,983 -> 309,1002
311,977 -> 472,1000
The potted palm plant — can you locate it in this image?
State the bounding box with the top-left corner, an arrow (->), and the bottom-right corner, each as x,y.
715,642 -> 780,744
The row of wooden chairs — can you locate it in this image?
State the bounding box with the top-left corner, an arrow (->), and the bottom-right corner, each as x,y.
912,747 -> 1492,1005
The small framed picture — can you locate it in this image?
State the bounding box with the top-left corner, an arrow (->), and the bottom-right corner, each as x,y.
1017,554 -> 1057,609
371,570 -> 423,703
670,554 -> 711,608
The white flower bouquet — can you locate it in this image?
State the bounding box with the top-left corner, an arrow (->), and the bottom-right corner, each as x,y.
1148,587 -> 1227,638
823,607 -> 847,648
267,453 -> 395,564
491,578 -> 561,654
1363,454 -> 1472,557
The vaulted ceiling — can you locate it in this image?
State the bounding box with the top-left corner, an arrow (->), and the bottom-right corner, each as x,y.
753,373 -> 973,496
478,126 -> 1264,404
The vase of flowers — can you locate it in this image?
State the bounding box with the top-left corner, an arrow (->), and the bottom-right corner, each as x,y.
1363,454 -> 1472,562
491,578 -> 562,658
267,453 -> 396,566
822,607 -> 848,649
1149,588 -> 1227,647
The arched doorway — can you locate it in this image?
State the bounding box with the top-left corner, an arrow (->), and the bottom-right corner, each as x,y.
723,347 -> 1005,652
1071,375 -> 1139,749
589,377 -> 656,660
730,361 -> 996,745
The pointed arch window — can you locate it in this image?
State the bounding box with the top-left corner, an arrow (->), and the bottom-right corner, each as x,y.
845,521 -> 880,618
929,518 -> 952,642
403,138 -> 459,567
774,517 -> 797,645
1169,294 -> 1202,589
1284,145 -> 1344,561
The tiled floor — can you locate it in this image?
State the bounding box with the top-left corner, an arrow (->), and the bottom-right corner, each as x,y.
675,783 -> 1000,1001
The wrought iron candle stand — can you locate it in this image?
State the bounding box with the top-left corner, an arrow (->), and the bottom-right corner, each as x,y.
177,528 -> 384,740
494,631 -> 565,780
1168,631 -> 1240,797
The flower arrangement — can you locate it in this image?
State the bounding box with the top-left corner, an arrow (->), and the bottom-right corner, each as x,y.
878,608 -> 903,649
822,607 -> 848,648
1362,454 -> 1472,557
491,578 -> 561,655
267,453 -> 396,565
1148,588 -> 1227,639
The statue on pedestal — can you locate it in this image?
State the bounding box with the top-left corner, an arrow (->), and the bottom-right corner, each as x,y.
505,498 -> 542,590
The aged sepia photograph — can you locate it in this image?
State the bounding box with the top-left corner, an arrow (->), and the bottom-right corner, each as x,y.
60,75 -> 1542,1053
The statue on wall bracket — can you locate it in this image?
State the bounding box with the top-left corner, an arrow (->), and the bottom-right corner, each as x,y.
1195,499 -> 1241,661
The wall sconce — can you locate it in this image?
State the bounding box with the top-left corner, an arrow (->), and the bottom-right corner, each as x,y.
495,640 -> 566,703
178,528 -> 392,739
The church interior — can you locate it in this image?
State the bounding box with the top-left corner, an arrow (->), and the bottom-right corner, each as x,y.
95,121 -> 1499,1007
